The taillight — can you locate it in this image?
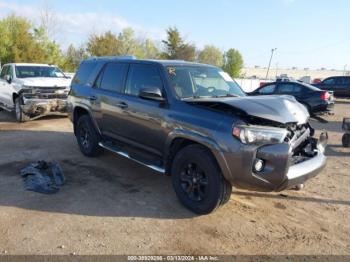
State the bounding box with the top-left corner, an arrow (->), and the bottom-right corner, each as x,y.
320,91 -> 330,101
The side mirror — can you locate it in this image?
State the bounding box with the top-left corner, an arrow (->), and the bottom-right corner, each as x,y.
5,75 -> 12,84
139,87 -> 165,102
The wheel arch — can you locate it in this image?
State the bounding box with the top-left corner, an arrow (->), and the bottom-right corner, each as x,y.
72,106 -> 101,136
164,130 -> 232,182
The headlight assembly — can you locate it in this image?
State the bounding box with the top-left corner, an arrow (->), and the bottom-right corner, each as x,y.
233,125 -> 287,145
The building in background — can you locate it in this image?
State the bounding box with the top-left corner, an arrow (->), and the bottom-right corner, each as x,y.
241,67 -> 349,81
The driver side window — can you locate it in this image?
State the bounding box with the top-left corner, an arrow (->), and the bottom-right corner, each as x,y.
0,66 -> 9,79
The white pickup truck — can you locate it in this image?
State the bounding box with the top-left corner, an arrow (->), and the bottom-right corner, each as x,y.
0,63 -> 72,122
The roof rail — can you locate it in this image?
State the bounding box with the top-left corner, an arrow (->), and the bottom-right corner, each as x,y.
87,55 -> 136,61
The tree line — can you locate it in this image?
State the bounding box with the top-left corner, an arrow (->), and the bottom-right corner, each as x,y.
0,15 -> 243,77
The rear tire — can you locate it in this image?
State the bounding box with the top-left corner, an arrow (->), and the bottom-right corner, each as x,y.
76,115 -> 101,157
171,144 -> 232,215
14,96 -> 30,122
342,134 -> 350,147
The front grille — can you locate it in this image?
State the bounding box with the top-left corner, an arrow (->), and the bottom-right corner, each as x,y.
286,124 -> 317,165
24,87 -> 69,100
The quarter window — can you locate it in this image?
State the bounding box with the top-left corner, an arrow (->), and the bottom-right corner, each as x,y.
126,64 -> 163,96
73,62 -> 97,85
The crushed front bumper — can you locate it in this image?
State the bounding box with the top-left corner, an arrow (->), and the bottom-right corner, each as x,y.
22,98 -> 68,120
276,147 -> 326,191
219,131 -> 328,192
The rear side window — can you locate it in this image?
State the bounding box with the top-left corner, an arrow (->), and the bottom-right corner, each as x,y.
98,63 -> 128,92
323,78 -> 335,85
258,84 -> 276,94
277,83 -> 301,94
126,64 -> 163,96
73,62 -> 97,85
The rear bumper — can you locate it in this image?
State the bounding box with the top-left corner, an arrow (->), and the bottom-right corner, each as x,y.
22,98 -> 68,119
312,102 -> 334,115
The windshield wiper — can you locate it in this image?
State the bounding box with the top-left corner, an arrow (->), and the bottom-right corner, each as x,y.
214,94 -> 238,98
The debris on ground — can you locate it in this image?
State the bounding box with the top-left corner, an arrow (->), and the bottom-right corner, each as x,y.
20,161 -> 66,194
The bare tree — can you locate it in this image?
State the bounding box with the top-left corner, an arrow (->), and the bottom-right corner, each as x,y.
39,0 -> 58,40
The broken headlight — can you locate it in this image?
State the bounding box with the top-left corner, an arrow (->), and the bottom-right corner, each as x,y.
233,125 -> 287,145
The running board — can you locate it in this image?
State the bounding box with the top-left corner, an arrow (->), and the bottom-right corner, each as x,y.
98,142 -> 165,174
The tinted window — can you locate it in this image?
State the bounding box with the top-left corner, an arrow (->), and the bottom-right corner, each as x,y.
258,84 -> 276,94
344,78 -> 350,85
126,64 -> 163,96
277,83 -> 301,94
99,63 -> 128,92
73,62 -> 97,85
323,78 -> 335,85
8,66 -> 14,78
0,66 -> 9,79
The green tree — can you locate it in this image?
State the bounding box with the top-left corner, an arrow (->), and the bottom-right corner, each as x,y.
138,39 -> 160,59
0,15 -> 46,64
34,27 -> 63,66
61,44 -> 87,72
117,28 -> 140,56
86,31 -> 120,57
198,45 -> 224,67
0,14 -> 65,67
222,48 -> 243,78
162,27 -> 196,61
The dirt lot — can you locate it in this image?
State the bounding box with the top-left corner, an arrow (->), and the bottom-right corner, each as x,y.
0,102 -> 349,255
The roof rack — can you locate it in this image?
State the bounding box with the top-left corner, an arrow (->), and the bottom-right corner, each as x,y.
87,55 -> 136,61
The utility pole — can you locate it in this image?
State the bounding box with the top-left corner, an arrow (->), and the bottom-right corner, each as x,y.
275,62 -> 279,79
266,48 -> 277,79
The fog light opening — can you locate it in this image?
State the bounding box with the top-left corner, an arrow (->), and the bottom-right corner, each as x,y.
253,159 -> 265,172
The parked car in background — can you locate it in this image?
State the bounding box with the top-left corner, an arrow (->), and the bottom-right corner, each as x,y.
313,76 -> 350,97
249,80 -> 334,116
0,63 -> 71,122
68,57 -> 327,214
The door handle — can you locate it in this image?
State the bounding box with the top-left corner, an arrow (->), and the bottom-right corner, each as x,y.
89,96 -> 97,101
116,102 -> 128,109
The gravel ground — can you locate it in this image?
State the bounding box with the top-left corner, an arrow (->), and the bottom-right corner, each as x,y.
0,102 -> 349,255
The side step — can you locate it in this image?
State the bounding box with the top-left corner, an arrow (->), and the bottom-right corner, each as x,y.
98,142 -> 165,174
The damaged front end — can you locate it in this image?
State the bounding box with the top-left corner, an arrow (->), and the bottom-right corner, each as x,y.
20,86 -> 69,120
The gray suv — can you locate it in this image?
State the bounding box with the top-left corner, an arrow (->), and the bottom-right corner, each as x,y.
68,56 -> 327,214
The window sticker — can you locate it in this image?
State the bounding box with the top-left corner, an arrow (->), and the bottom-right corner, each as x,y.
168,67 -> 176,76
219,71 -> 234,82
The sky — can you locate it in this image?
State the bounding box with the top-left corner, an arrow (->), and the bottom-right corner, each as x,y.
0,0 -> 349,70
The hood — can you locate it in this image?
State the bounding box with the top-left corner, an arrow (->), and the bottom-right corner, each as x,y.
18,77 -> 71,88
187,95 -> 309,125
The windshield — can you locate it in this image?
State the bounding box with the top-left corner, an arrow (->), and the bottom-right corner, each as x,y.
166,66 -> 245,99
15,66 -> 66,79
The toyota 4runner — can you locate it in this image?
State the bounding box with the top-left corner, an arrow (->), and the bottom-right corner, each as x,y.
68,56 -> 327,214
0,63 -> 71,122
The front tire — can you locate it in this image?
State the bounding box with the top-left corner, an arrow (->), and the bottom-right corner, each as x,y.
171,144 -> 232,214
14,96 -> 29,122
342,134 -> 350,147
76,115 -> 101,157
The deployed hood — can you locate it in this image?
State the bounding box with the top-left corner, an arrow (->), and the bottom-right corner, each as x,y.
187,95 -> 309,125
18,77 -> 71,88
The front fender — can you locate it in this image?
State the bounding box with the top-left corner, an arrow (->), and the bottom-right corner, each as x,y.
164,129 -> 232,182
